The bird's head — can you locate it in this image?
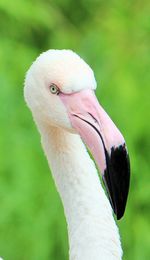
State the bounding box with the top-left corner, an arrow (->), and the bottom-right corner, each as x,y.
24,49 -> 130,220
24,50 -> 96,131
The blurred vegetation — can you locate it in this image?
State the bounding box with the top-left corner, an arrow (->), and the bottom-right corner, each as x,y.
0,0 -> 150,259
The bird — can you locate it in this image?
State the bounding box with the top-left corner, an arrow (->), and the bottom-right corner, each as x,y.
24,50 -> 130,260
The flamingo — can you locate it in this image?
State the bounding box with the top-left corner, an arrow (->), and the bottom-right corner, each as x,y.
24,50 -> 130,260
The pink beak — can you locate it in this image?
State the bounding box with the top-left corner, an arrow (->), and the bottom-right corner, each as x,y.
60,89 -> 130,220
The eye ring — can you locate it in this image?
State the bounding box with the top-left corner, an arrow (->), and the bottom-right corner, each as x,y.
49,84 -> 59,95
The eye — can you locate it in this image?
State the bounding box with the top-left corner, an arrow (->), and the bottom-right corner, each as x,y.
49,84 -> 59,94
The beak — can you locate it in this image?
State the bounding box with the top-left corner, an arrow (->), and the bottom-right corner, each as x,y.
60,89 -> 130,220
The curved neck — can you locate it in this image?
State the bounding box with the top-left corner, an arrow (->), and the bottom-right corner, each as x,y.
40,125 -> 122,260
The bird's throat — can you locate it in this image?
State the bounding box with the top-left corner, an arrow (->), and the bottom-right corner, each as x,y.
39,125 -> 122,260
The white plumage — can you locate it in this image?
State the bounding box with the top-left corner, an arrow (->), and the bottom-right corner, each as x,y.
24,49 -> 130,260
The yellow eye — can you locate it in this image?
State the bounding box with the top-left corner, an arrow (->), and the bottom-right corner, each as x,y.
50,84 -> 59,94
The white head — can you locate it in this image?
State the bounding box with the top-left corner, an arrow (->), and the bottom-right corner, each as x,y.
24,49 -> 96,130
24,49 -> 130,220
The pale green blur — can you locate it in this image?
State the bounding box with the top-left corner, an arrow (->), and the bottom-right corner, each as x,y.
0,1 -> 150,259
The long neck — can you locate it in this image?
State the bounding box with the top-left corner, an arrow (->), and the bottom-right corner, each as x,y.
40,125 -> 122,260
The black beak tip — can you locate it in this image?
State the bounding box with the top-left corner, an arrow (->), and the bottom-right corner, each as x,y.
103,144 -> 130,220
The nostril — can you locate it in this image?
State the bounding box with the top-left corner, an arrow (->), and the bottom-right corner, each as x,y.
88,112 -> 98,124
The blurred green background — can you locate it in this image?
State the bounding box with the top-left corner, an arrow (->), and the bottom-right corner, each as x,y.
0,0 -> 150,259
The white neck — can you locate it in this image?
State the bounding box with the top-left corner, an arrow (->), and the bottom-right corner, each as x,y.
39,124 -> 122,260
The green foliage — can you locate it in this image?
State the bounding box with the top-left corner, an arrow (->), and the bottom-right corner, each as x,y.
0,1 -> 150,259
